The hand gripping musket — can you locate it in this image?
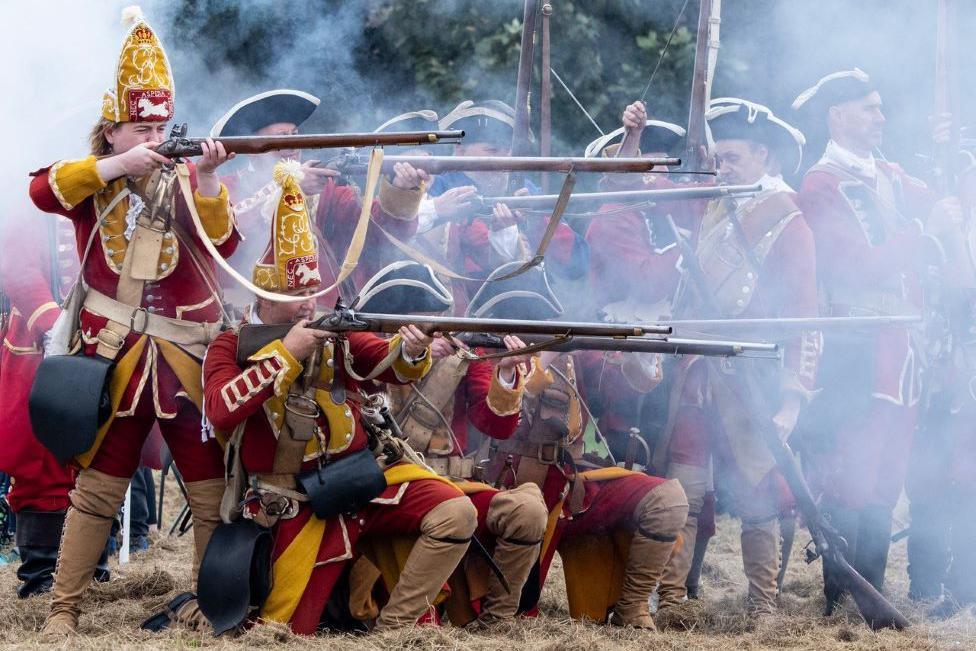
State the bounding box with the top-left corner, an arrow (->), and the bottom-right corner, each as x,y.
455,332 -> 779,359
155,123 -> 465,158
235,299 -> 663,366
666,218 -> 911,630
329,153 -> 680,176
468,182 -> 761,216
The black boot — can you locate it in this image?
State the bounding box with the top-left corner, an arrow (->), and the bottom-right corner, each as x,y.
852,506 -> 893,593
685,527 -> 711,600
821,503 -> 860,614
14,509 -> 65,598
906,498 -> 949,602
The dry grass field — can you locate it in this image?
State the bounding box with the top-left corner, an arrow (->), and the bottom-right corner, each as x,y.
1,505 -> 974,650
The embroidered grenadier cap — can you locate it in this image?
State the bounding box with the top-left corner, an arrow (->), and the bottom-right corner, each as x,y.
440,100 -> 517,146
375,109 -> 440,133
356,261 -> 453,314
584,120 -> 687,158
210,89 -> 320,138
791,68 -> 874,114
101,6 -> 175,123
252,161 -> 322,293
707,98 -> 806,174
466,262 -> 563,321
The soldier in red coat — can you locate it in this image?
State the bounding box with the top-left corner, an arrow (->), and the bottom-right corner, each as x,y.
421,101 -> 588,313
583,101 -> 689,327
355,261 -> 548,626
0,214 -> 112,598
210,92 -> 429,310
201,161 -> 477,634
471,262 -> 688,630
654,99 -> 820,622
792,69 -> 939,606
26,9 -> 239,635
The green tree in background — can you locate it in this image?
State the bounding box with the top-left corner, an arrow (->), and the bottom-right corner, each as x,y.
165,0 -> 751,154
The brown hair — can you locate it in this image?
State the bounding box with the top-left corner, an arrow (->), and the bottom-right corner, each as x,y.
89,118 -> 118,157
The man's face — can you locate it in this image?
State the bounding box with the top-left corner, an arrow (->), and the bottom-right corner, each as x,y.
256,292 -> 316,325
106,121 -> 169,154
715,139 -> 767,185
455,141 -> 511,194
256,122 -> 300,163
830,91 -> 885,152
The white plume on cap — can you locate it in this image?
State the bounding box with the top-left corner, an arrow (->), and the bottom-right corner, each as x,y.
272,159 -> 306,187
121,5 -> 144,28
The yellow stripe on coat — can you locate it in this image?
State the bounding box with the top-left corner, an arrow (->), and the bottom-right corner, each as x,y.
259,461 -> 462,624
260,515 -> 328,624
580,466 -> 636,482
383,463 -> 463,494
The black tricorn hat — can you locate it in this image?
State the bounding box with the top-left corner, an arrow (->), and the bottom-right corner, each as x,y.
440,100 -> 517,146
210,89 -> 320,138
465,261 -> 563,321
791,68 -> 875,117
707,98 -> 806,174
356,261 -> 453,315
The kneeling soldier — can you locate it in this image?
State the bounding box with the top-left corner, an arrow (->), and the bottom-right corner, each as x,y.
356,262 -> 548,626
201,162 -> 476,634
473,262 -> 689,629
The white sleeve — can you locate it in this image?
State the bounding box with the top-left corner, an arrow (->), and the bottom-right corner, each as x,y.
416,197 -> 438,234
488,225 -> 521,261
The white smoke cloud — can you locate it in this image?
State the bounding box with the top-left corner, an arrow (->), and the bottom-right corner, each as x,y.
0,0 -> 164,219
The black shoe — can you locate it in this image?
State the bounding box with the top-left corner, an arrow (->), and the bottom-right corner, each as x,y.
140,592 -> 196,632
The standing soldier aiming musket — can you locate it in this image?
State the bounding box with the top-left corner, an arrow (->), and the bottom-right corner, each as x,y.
654,98 -> 821,625
27,8 -> 239,635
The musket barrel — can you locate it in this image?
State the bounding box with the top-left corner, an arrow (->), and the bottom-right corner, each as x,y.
475,182 -> 762,213
345,312 -> 667,337
157,130 -> 466,158
234,309 -> 667,366
338,155 -> 680,175
460,333 -> 778,358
